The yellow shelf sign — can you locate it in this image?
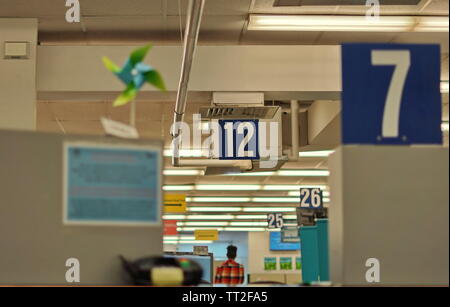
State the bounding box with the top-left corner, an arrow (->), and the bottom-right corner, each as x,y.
194,229 -> 219,241
164,194 -> 187,213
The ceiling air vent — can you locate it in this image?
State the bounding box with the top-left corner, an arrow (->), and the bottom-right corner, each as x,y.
199,106 -> 279,120
273,0 -> 421,6
4,42 -> 29,59
212,92 -> 264,106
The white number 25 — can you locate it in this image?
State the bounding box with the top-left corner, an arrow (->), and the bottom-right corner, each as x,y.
371,50 -> 411,138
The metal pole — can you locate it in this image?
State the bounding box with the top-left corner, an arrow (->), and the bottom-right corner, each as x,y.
290,100 -> 299,161
172,0 -> 205,166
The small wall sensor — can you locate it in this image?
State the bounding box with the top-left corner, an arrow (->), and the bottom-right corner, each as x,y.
4,42 -> 29,59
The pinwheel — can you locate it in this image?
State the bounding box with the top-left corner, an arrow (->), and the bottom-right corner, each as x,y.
102,45 -> 166,107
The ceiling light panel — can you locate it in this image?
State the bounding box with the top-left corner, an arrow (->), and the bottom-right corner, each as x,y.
299,150 -> 335,157
187,197 -> 251,203
188,207 -> 244,212
195,184 -> 262,191
163,169 -> 204,176
248,15 -> 449,32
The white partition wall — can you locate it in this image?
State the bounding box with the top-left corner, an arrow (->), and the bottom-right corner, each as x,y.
0,130 -> 163,285
328,146 -> 449,286
37,45 -> 341,97
0,19 -> 37,130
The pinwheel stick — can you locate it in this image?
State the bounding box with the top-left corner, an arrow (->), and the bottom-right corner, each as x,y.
130,99 -> 136,127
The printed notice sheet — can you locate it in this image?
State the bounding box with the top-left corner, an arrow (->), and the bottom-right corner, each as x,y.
63,142 -> 161,225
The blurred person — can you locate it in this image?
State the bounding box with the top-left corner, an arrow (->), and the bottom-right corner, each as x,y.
214,245 -> 244,285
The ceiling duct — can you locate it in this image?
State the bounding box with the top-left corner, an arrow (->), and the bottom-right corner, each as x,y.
273,0 -> 421,6
199,106 -> 280,120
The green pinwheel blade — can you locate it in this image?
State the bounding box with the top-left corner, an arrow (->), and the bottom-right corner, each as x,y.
102,56 -> 121,73
130,44 -> 152,66
113,84 -> 138,107
144,70 -> 166,91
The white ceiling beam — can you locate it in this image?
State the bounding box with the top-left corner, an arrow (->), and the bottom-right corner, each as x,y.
37,45 -> 341,97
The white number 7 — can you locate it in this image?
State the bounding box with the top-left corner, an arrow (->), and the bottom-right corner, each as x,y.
371,50 -> 411,138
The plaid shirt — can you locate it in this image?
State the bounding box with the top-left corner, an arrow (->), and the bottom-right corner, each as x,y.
215,259 -> 244,285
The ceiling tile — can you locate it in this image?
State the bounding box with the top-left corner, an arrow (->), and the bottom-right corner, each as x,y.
393,32 -> 449,53
61,120 -> 103,135
166,0 -> 252,16
83,16 -> 165,32
36,102 -> 55,121
242,30 -> 320,45
80,0 -> 163,16
36,120 -> 63,133
39,17 -> 84,32
317,31 -> 397,45
0,0 -> 68,17
50,101 -> 107,120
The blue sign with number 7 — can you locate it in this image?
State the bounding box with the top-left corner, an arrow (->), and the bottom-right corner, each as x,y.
341,43 -> 442,145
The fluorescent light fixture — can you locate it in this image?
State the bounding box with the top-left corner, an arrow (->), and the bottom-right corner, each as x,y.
234,214 -> 297,219
178,227 -> 224,231
299,150 -> 335,158
224,227 -> 266,232
163,169 -> 204,176
163,236 -> 195,240
442,121 -> 449,132
288,190 -> 330,197
229,221 -> 268,226
163,215 -> 186,220
277,170 -> 329,176
176,226 -> 265,232
231,170 -> 328,177
248,15 -> 449,32
164,169 -> 328,177
164,184 -> 328,192
179,222 -> 226,226
163,238 -> 179,241
243,207 -> 296,212
284,215 -> 297,219
186,214 -> 235,220
163,149 -> 205,157
187,196 -> 325,203
172,240 -> 214,244
283,225 -> 298,229
165,211 -> 302,219
414,17 -> 450,32
235,214 -> 267,219
200,122 -> 211,130
195,184 -> 261,191
188,207 -> 243,212
441,81 -> 449,94
163,185 -> 194,191
187,197 -> 251,203
263,184 -> 327,191
252,197 -> 300,203
230,171 -> 276,176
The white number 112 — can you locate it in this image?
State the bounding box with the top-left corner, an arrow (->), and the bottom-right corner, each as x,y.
371,50 -> 411,138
